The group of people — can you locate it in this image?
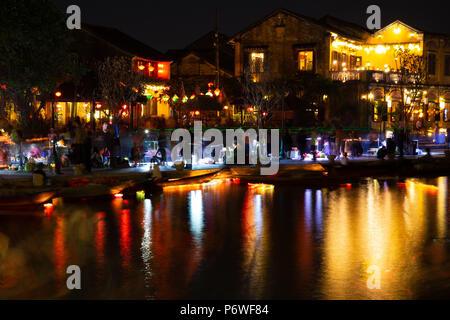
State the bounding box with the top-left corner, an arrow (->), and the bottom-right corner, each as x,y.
283,128 -> 364,161
48,118 -> 125,174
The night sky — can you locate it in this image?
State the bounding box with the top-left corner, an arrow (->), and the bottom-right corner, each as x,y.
51,0 -> 449,53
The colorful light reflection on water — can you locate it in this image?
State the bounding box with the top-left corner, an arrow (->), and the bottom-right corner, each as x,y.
0,177 -> 448,299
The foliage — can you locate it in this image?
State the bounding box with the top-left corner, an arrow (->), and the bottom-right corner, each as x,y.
392,48 -> 428,129
241,65 -> 290,129
166,76 -> 241,125
97,56 -> 146,120
290,72 -> 336,105
0,0 -> 77,133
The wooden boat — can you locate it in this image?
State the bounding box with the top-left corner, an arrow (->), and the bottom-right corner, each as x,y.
158,168 -> 223,187
0,190 -> 55,208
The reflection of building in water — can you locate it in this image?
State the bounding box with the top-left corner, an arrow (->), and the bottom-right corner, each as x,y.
189,189 -> 204,246
141,199 -> 153,298
95,211 -> 106,278
241,187 -> 272,298
321,178 -> 448,299
53,216 -> 66,292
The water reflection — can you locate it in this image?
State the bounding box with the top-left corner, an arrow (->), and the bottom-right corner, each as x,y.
53,216 -> 66,292
0,177 -> 448,299
141,199 -> 153,298
95,212 -> 106,276
241,187 -> 272,298
189,190 -> 204,246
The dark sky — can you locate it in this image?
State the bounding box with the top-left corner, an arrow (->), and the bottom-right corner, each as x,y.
52,0 -> 449,53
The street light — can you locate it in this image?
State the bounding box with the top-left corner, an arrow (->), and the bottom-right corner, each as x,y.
53,91 -> 62,129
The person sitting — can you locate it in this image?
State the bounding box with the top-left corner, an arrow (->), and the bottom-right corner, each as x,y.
377,146 -> 388,160
341,152 -> 349,165
91,147 -> 103,168
131,144 -> 142,167
101,147 -> 110,167
423,148 -> 433,160
151,147 -> 167,165
33,163 -> 47,187
386,138 -> 396,156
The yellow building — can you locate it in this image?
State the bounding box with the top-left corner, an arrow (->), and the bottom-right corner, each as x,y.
329,20 -> 450,129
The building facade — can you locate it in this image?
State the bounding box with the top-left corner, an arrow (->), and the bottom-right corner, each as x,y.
229,8 -> 450,131
45,24 -> 172,128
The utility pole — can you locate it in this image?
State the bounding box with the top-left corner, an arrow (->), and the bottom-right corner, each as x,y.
215,8 -> 220,89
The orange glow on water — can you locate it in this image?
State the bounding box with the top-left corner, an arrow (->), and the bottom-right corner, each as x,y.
95,212 -> 106,272
53,216 -> 66,290
120,209 -> 131,271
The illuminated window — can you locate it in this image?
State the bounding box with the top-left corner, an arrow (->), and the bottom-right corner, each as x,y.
350,56 -> 362,70
249,52 -> 264,73
331,51 -> 339,71
428,53 -> 436,75
373,105 -> 379,121
151,98 -> 157,116
298,51 -> 314,71
340,53 -> 347,71
445,55 -> 450,76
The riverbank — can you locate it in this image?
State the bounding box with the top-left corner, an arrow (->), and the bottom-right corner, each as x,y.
1,153 -> 449,190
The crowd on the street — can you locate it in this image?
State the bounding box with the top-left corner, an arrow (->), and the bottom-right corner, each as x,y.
2,121 -> 449,174
281,127 -> 374,161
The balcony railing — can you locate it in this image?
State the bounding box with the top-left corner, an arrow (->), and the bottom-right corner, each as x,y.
330,70 -> 417,84
330,70 -> 360,82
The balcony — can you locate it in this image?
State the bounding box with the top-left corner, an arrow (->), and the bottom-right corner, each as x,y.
330,70 -> 360,82
330,70 -> 417,84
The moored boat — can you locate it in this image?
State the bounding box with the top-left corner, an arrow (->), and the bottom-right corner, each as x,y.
0,190 -> 55,208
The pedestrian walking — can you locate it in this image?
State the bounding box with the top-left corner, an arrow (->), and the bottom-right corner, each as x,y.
83,130 -> 93,173
310,127 -> 317,161
297,130 -> 307,160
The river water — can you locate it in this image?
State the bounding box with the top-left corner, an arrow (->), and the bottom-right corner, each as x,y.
0,177 -> 449,299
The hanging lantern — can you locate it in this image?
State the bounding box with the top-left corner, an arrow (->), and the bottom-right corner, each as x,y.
195,110 -> 200,116
214,88 -> 221,96
172,95 -> 179,102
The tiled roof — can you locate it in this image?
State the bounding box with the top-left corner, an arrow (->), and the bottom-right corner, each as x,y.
82,24 -> 169,61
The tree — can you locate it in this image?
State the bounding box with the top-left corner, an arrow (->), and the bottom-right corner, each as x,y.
166,76 -> 241,126
0,0 -> 76,134
97,56 -> 146,126
393,48 -> 428,134
241,65 -> 289,129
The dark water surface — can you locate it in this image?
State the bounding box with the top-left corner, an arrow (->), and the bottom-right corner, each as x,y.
0,177 -> 449,299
